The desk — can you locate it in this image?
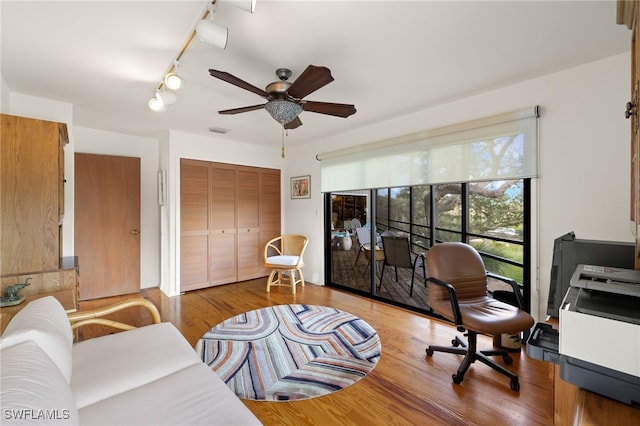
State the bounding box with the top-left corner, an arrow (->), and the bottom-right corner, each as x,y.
545,319 -> 640,425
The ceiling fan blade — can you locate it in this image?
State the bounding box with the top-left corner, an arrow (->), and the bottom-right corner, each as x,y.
284,117 -> 303,129
302,101 -> 356,118
209,69 -> 269,98
287,65 -> 334,99
218,104 -> 266,115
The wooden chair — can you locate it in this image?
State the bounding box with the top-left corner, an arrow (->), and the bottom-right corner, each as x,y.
264,235 -> 308,294
425,242 -> 534,391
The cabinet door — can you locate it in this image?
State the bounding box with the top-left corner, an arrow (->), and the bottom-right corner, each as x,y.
1,115 -> 59,274
630,3 -> 640,269
180,161 -> 211,291
237,168 -> 261,281
210,165 -> 237,285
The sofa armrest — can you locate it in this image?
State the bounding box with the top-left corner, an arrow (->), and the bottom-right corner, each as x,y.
67,298 -> 161,332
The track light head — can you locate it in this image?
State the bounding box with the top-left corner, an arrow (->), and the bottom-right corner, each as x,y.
148,94 -> 165,111
196,19 -> 228,49
226,0 -> 256,14
164,72 -> 186,91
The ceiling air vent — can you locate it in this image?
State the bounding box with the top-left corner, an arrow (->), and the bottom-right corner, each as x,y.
209,127 -> 230,134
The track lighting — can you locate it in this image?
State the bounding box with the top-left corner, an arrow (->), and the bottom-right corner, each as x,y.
157,89 -> 177,105
226,0 -> 256,14
147,0 -> 257,111
164,71 -> 185,91
196,3 -> 228,49
148,94 -> 165,111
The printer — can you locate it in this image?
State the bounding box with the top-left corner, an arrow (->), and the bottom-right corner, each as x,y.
559,264 -> 640,405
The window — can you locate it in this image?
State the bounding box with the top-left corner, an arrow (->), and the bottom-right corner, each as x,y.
322,107 -> 537,314
326,178 -> 530,315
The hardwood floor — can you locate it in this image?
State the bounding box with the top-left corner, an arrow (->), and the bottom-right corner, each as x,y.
77,279 -> 553,426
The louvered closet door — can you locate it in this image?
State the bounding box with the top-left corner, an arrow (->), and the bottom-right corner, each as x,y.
180,160 -> 210,291
237,168 -> 261,281
259,170 -> 281,276
210,165 -> 237,284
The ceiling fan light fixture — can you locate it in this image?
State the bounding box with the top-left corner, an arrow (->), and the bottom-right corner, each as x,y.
264,100 -> 302,125
196,19 -> 228,49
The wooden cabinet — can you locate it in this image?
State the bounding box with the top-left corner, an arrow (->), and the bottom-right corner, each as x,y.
0,257 -> 80,333
180,159 -> 280,291
623,0 -> 640,268
0,114 -> 68,276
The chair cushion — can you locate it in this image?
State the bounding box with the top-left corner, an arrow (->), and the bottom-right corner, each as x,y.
266,255 -> 299,267
0,341 -> 79,425
0,297 -> 73,382
432,296 -> 534,335
78,363 -> 261,426
71,322 -> 202,409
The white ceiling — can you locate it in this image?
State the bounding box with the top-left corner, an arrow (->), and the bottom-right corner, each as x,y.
0,1 -> 632,150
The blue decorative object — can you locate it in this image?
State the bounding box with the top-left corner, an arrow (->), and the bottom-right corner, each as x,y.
0,278 -> 31,307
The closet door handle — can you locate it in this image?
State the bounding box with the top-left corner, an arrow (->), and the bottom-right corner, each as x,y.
131,229 -> 140,235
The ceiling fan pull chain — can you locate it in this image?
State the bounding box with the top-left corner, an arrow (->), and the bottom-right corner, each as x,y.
281,126 -> 286,159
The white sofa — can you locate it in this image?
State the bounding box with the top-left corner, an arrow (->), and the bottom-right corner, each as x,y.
0,296 -> 262,425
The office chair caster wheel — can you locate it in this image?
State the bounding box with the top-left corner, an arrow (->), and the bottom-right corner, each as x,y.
510,377 -> 520,391
452,339 -> 460,347
426,347 -> 434,357
452,373 -> 463,384
503,354 -> 513,365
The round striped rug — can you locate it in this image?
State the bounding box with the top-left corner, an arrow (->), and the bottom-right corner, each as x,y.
196,304 -> 381,401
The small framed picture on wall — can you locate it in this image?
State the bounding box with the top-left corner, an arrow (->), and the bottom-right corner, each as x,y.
291,175 -> 311,199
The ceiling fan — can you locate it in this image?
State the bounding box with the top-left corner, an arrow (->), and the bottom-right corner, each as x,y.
208,65 -> 356,129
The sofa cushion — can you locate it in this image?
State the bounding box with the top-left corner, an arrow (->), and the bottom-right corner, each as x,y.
71,322 -> 202,409
78,362 -> 261,426
0,296 -> 73,382
0,341 -> 79,425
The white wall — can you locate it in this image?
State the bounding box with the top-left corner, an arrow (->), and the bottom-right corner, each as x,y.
285,53 -> 632,321
161,130 -> 284,296
3,53 -> 632,320
1,75 -> 10,113
74,127 -> 161,289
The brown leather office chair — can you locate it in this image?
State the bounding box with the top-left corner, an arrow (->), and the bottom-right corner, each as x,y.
425,242 -> 534,391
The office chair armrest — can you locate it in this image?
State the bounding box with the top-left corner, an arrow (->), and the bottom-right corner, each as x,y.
486,271 -> 526,309
427,277 -> 464,330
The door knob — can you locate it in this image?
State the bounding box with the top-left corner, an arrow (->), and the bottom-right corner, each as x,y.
131,229 -> 140,235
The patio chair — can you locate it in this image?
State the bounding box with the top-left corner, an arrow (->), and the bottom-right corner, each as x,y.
379,234 -> 426,297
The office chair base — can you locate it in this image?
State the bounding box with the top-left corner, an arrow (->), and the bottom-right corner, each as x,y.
426,332 -> 520,391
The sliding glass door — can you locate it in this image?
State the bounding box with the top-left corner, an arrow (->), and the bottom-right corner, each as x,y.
325,179 -> 531,315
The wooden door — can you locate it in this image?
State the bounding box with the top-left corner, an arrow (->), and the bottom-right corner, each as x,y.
75,153 -> 140,300
259,170 -> 281,276
180,161 -> 210,290
209,165 -> 237,285
237,168 -> 261,281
